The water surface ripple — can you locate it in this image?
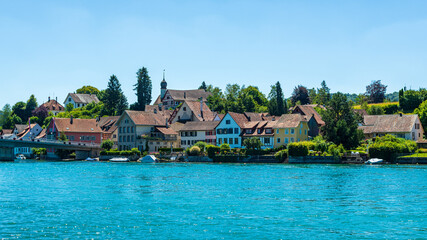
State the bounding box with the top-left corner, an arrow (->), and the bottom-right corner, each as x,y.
0,162 -> 426,239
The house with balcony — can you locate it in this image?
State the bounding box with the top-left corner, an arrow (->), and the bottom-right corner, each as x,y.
215,112 -> 249,148
116,110 -> 179,152
272,114 -> 309,148
241,120 -> 276,149
179,121 -> 219,149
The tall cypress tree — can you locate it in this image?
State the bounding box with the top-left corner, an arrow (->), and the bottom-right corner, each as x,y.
275,81 -> 285,115
104,75 -> 128,116
134,67 -> 152,111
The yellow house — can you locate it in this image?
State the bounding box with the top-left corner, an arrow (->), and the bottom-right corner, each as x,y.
273,114 -> 309,148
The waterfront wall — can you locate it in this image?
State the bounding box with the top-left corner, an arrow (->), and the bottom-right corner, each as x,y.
289,156 -> 341,164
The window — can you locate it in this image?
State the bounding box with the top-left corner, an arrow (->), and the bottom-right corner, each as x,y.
266,129 -> 272,134
257,129 -> 262,134
195,131 -> 197,136
235,138 -> 238,145
297,138 -> 300,142
183,107 -> 186,111
226,120 -> 231,124
291,129 -> 295,134
190,132 -> 193,136
131,127 -> 134,133
77,103 -> 80,107
246,129 -> 252,134
305,129 -> 307,135
290,137 -> 294,142
119,136 -> 122,142
69,98 -> 72,102
228,128 -> 233,134
285,129 -> 289,134
92,136 -> 96,141
299,129 -> 302,135
131,136 -> 134,142
276,129 -> 279,134
264,138 -> 270,144
234,128 -> 239,134
301,123 -> 303,128
181,140 -> 185,145
224,138 -> 228,144
277,138 -> 281,143
70,136 -> 74,141
218,138 -> 223,144
127,136 -> 130,142
127,127 -> 130,133
229,138 -> 233,145
285,138 -> 289,143
119,127 -> 122,133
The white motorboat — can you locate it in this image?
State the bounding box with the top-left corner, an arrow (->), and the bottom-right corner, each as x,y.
110,157 -> 129,162
365,158 -> 383,164
140,155 -> 157,163
85,157 -> 97,161
15,154 -> 26,160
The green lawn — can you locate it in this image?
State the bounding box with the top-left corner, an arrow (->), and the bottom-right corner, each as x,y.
400,153 -> 427,158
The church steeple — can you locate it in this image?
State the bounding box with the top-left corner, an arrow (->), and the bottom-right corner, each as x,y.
161,69 -> 167,99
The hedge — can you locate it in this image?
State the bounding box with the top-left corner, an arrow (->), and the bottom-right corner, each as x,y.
206,145 -> 220,158
368,135 -> 416,161
158,147 -> 184,152
288,142 -> 309,157
274,149 -> 288,161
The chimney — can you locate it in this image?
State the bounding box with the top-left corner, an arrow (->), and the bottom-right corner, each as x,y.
200,97 -> 204,120
154,109 -> 157,114
48,96 -> 50,102
184,92 -> 186,99
56,97 -> 57,102
248,116 -> 251,121
399,113 -> 403,117
70,115 -> 73,124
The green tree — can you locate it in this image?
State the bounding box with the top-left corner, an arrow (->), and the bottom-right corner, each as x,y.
25,95 -> 38,121
321,92 -> 364,149
399,89 -> 426,112
4,114 -> 22,129
238,86 -> 267,112
59,131 -> 68,142
414,99 -> 427,134
207,86 -> 225,113
243,137 -> 263,151
12,101 -> 26,120
0,104 -> 12,127
316,80 -> 331,105
133,67 -> 152,111
66,103 -> 74,112
366,80 -> 387,103
103,75 -> 128,116
291,85 -> 311,105
199,81 -> 207,91
76,85 -> 100,96
268,82 -> 287,116
101,139 -> 114,150
367,105 -> 385,115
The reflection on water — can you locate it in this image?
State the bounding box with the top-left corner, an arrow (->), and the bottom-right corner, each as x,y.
0,162 -> 426,239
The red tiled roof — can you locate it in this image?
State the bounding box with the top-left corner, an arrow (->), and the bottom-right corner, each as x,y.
125,110 -> 167,126
164,89 -> 212,102
155,127 -> 178,135
228,112 -> 250,128
98,116 -> 119,133
273,114 -> 307,128
181,121 -> 219,131
184,100 -> 215,122
54,118 -> 102,133
0,129 -> 12,135
292,105 -> 325,126
40,100 -> 64,112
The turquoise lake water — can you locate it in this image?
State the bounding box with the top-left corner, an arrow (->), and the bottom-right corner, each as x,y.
0,161 -> 426,239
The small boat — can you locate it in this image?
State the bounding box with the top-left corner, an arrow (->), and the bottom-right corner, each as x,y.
110,157 -> 129,162
15,154 -> 26,160
140,155 -> 157,163
365,158 -> 383,164
85,157 -> 97,161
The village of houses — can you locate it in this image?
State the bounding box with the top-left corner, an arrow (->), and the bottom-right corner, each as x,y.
0,77 -> 425,163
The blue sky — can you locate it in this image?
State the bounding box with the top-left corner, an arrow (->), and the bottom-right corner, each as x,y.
1,0 -> 426,107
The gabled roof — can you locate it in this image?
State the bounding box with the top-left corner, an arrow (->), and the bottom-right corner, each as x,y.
65,93 -> 100,105
0,129 -> 12,135
153,95 -> 162,105
155,127 -> 178,135
292,105 -> 325,126
36,128 -> 46,139
359,114 -> 419,134
163,89 -> 212,102
244,112 -> 264,121
273,114 -> 307,128
40,99 -> 64,112
123,110 -> 167,126
228,112 -> 250,128
16,124 -> 38,138
145,105 -> 173,118
54,118 -> 102,133
185,100 -> 215,122
98,116 -> 119,133
181,121 -> 219,131
14,124 -> 29,134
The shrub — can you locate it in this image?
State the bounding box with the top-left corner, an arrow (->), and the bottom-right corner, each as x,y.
158,147 -> 184,153
328,144 -> 345,157
368,135 -> 416,161
100,139 -> 114,151
194,142 -> 207,152
120,150 -> 132,156
383,103 -> 399,114
131,148 -> 141,156
220,143 -> 231,154
188,146 -> 201,156
274,149 -> 288,161
417,148 -> 427,153
206,145 -> 220,158
288,142 -> 309,157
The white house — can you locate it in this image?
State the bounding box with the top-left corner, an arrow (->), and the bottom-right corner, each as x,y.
179,121 -> 218,149
359,114 -> 424,141
64,93 -> 100,109
12,123 -> 43,157
169,100 -> 216,124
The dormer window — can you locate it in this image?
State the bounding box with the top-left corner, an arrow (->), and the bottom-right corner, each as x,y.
257,129 -> 261,134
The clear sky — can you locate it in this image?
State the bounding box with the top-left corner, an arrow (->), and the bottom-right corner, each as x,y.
1,0 -> 426,107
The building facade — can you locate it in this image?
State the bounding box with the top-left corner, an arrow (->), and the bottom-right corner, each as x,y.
63,93 -> 100,109
179,121 -> 218,149
273,114 -> 309,148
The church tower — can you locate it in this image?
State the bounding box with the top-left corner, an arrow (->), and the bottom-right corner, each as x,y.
160,69 -> 167,100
